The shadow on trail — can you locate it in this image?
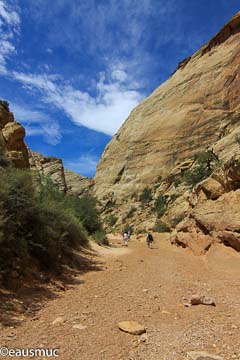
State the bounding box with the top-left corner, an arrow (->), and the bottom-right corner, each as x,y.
0,244 -> 104,328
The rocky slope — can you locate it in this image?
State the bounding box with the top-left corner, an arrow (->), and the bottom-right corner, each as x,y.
28,150 -> 67,193
94,13 -> 240,253
95,12 -> 240,202
0,102 -> 29,168
64,170 -> 94,197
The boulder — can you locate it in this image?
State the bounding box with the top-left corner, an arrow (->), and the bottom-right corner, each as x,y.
199,177 -> 225,200
193,189 -> 240,251
0,106 -> 29,168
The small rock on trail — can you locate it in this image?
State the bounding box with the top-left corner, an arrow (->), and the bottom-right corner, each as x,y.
187,351 -> 223,360
190,294 -> 216,306
118,321 -> 146,335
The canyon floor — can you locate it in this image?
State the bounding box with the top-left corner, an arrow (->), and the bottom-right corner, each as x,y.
1,235 -> 240,360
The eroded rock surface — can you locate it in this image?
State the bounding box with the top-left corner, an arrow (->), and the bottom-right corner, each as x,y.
29,151 -> 67,192
64,170 -> 94,197
0,104 -> 29,168
95,13 -> 240,202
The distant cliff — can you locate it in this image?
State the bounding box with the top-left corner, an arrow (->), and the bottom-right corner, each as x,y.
0,102 -> 94,197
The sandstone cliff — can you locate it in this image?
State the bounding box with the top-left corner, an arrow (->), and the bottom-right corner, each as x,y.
0,102 -> 93,197
64,170 -> 94,197
0,102 -> 29,168
28,150 -> 67,192
95,12 -> 240,202
94,13 -> 240,253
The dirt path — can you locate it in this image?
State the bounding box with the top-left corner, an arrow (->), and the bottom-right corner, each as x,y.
1,235 -> 240,360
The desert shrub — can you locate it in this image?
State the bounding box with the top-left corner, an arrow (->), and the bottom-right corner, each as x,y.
0,99 -> 9,112
169,193 -> 180,202
0,150 -> 10,168
93,230 -> 109,246
174,178 -> 182,187
154,194 -> 167,218
235,134 -> 240,145
123,224 -> 133,235
64,195 -> 102,234
153,220 -> 171,233
154,176 -> 162,189
139,187 -> 152,207
107,214 -> 118,226
183,165 -> 212,187
183,149 -> 220,187
126,206 -> 137,218
0,168 -> 89,275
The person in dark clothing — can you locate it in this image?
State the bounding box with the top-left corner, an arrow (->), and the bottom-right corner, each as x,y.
146,232 -> 154,249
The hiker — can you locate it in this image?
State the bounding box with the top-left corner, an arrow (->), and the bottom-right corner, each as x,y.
146,232 -> 154,249
123,232 -> 129,246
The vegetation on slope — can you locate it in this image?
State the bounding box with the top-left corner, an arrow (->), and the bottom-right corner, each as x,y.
0,160 -> 103,283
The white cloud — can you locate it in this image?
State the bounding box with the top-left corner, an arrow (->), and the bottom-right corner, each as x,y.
64,154 -> 98,176
12,66 -> 143,136
11,103 -> 62,145
0,0 -> 20,74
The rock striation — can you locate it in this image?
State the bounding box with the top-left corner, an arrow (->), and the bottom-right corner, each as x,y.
95,12 -> 240,202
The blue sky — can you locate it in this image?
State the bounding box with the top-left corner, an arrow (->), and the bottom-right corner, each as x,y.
0,0 -> 239,177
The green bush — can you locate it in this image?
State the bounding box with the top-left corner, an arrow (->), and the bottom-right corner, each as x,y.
93,230 -> 109,246
0,168 -> 90,276
153,220 -> 171,233
235,134 -> 240,145
174,179 -> 182,187
126,206 -> 137,218
183,165 -> 212,187
0,150 -> 10,168
123,224 -> 133,235
139,187 -> 152,207
154,176 -> 162,189
154,194 -> 167,218
107,214 -> 118,226
64,195 -> 102,234
183,149 -> 220,187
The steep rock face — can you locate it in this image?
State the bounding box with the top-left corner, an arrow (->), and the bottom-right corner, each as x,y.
64,170 -> 94,197
95,13 -> 240,202
0,104 -> 29,168
28,151 -> 67,192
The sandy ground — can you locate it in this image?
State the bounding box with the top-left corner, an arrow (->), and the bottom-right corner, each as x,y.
0,234 -> 240,360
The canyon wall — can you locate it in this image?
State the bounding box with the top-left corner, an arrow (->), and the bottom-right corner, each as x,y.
95,13 -> 240,203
